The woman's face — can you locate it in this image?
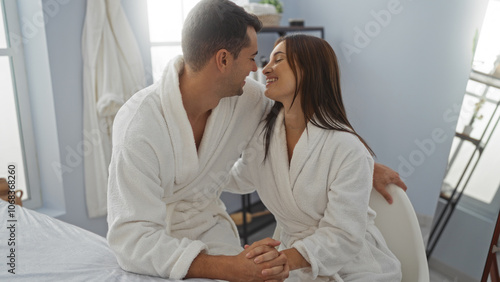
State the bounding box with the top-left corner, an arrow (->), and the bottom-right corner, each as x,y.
262,42 -> 298,104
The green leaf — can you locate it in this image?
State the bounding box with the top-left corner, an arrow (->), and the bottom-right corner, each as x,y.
259,0 -> 283,13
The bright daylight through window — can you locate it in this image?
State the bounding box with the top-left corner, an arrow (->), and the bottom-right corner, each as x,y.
442,0 -> 500,206
147,0 -> 200,81
0,0 -> 40,208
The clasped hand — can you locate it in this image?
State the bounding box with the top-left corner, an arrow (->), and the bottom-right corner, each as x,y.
233,238 -> 289,282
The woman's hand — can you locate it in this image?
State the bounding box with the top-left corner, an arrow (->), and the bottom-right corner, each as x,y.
232,237 -> 289,282
247,244 -> 309,272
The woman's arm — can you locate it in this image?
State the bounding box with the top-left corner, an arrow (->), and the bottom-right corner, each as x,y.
280,248 -> 310,270
289,152 -> 375,278
246,153 -> 374,278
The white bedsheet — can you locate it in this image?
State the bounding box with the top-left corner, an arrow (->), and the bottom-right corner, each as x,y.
0,201 -> 212,281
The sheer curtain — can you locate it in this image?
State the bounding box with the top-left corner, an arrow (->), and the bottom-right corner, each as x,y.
82,0 -> 145,218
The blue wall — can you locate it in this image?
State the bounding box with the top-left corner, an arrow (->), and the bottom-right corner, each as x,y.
267,0 -> 489,218
43,0 -> 107,236
267,0 -> 490,278
37,0 -> 152,236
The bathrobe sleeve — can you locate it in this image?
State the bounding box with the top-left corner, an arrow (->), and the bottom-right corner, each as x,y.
224,144 -> 259,194
224,80 -> 271,195
291,142 -> 375,278
107,139 -> 207,279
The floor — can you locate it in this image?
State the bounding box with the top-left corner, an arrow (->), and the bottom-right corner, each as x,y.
242,220 -> 496,282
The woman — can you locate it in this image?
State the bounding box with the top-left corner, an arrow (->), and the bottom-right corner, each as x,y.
229,34 -> 402,281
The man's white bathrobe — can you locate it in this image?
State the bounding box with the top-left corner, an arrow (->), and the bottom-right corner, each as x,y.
107,56 -> 270,279
229,110 -> 402,282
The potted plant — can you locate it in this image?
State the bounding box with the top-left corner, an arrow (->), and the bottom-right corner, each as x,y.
259,0 -> 283,14
258,0 -> 283,26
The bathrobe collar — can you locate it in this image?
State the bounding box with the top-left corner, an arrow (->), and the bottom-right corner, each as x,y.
267,109 -> 325,225
159,56 -> 231,185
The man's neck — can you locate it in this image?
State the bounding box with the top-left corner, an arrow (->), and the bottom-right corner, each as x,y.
179,66 -> 221,122
179,64 -> 222,150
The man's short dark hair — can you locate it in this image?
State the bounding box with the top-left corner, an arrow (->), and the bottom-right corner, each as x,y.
182,0 -> 262,72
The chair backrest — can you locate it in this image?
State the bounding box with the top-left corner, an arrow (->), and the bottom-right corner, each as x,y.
369,184 -> 430,282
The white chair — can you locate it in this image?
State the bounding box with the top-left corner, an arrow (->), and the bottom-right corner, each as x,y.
369,184 -> 430,282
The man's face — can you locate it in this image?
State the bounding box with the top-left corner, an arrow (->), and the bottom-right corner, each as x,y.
225,26 -> 258,97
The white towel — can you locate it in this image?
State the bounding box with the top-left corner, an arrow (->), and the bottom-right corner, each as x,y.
107,56 -> 271,279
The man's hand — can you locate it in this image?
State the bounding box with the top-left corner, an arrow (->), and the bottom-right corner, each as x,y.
373,163 -> 408,204
185,238 -> 288,281
232,238 -> 289,282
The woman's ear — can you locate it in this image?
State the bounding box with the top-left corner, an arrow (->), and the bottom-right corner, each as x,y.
215,49 -> 231,72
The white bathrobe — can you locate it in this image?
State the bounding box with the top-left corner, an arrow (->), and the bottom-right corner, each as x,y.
107,56 -> 270,279
82,0 -> 145,218
229,109 -> 402,282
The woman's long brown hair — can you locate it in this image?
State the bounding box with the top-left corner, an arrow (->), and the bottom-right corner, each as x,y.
263,34 -> 375,160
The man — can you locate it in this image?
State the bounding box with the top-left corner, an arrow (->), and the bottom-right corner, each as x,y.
108,1 -> 288,281
107,0 -> 406,280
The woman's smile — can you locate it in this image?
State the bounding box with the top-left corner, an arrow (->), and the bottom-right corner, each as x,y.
266,77 -> 278,87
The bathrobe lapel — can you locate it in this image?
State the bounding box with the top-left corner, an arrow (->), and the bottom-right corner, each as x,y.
197,99 -> 232,170
289,121 -> 325,189
267,110 -> 315,225
159,57 -> 232,186
159,57 -> 199,185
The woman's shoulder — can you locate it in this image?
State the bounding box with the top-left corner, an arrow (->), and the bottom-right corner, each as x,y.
325,130 -> 373,160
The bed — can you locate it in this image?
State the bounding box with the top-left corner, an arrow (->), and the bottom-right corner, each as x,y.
0,201 -> 213,281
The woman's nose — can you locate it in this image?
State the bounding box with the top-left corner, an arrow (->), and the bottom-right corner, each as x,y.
262,63 -> 271,75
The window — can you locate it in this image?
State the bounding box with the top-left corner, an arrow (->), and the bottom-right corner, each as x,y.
441,0 -> 500,214
0,0 -> 41,208
146,0 -> 201,81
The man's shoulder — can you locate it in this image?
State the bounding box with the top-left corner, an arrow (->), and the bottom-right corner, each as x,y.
116,84 -> 162,122
113,84 -> 167,143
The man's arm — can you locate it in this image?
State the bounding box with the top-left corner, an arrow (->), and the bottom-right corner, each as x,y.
373,163 -> 408,204
107,144 -> 208,279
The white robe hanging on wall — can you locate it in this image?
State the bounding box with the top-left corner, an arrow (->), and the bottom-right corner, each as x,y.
82,0 -> 145,218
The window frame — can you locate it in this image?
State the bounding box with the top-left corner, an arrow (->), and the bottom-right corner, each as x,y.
146,0 -> 201,81
445,77 -> 500,218
1,0 -> 42,209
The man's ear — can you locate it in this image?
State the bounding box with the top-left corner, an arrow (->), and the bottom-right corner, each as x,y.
215,49 -> 232,72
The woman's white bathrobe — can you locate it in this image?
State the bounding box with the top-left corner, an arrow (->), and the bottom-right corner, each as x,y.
229,110 -> 402,281
107,56 -> 270,279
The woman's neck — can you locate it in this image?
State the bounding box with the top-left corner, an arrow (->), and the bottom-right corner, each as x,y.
282,100 -> 306,163
283,100 -> 306,132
